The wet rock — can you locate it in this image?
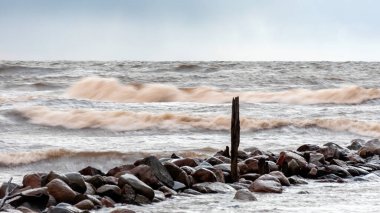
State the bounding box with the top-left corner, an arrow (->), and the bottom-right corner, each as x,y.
238,162 -> 249,175
129,165 -> 161,188
118,173 -> 154,201
159,186 -> 177,197
181,166 -> 196,175
208,168 -> 225,183
47,203 -> 82,213
238,150 -> 249,160
308,153 -> 325,166
164,162 -> 191,187
213,163 -> 231,173
22,173 -> 43,189
153,190 -> 165,201
240,173 -> 260,182
86,194 -> 102,207
249,174 -> 282,193
363,163 -> 380,170
183,188 -> 202,195
84,182 -> 96,195
84,175 -> 106,188
192,168 -> 217,183
172,181 -> 186,191
101,196 -> 115,208
134,194 -> 151,204
288,176 -> 308,184
233,189 -> 257,201
326,165 -> 351,178
267,161 -> 279,172
347,139 -> 364,150
42,171 -> 69,186
192,182 -> 235,194
297,190 -> 310,194
74,199 -> 94,210
78,166 -> 105,176
215,156 -> 231,164
65,172 -> 87,194
110,208 -> 136,213
228,183 -> 249,190
287,159 -> 301,176
172,158 -> 199,167
135,156 -> 174,188
330,159 -> 347,168
104,176 -> 118,185
269,171 -> 290,186
195,161 -> 213,170
121,184 -> 136,204
46,179 -> 77,204
297,144 -> 320,152
347,153 -> 365,163
206,157 -> 224,165
96,184 -> 121,201
9,187 -> 49,211
244,158 -> 259,173
107,165 -> 135,177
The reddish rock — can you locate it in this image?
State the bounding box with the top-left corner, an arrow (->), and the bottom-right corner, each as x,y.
23,173 -> 43,188
107,165 -> 135,177
46,179 -> 77,203
172,158 -> 199,167
75,199 -> 95,210
129,165 -> 161,188
79,166 -> 105,176
192,168 -> 217,183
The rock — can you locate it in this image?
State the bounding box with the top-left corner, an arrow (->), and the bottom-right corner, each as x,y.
326,165 -> 351,178
164,162 -> 191,187
42,171 -> 69,186
46,179 -> 77,204
347,153 -> 365,163
134,194 -> 151,204
277,151 -> 307,168
104,176 -> 118,185
121,184 -> 136,203
74,199 -> 94,210
192,168 -> 217,183
9,187 -> 49,211
238,162 -> 249,175
288,175 -> 308,184
215,156 -> 231,164
206,157 -> 224,165
238,151 -> 249,160
233,189 -> 257,201
78,166 -> 105,176
172,181 -> 186,191
110,208 -> 136,213
118,173 -> 154,201
287,159 -> 300,176
240,173 -> 260,182
330,159 -> 347,168
267,161 -> 279,172
65,172 -> 87,194
195,161 -> 214,170
86,194 -> 102,207
84,175 -> 106,188
213,164 -> 231,173
101,196 -> 115,208
153,190 -> 166,201
106,165 -> 135,177
47,203 -> 82,213
84,182 -> 96,195
129,165 -> 161,188
22,173 -> 43,188
183,188 -> 202,195
249,174 -> 282,193
228,183 -> 249,190
135,156 -> 174,188
269,171 -> 290,186
158,186 -> 177,197
172,158 -> 199,167
297,144 -> 320,152
192,182 -> 235,194
96,184 -> 121,201
181,166 -> 196,175
1,182 -> 20,199
308,153 -> 326,166
347,139 -> 364,150
244,158 -> 259,173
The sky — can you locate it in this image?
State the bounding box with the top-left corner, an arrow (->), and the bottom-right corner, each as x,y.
0,0 -> 379,61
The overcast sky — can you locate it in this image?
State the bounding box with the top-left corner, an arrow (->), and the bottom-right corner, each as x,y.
0,0 -> 379,61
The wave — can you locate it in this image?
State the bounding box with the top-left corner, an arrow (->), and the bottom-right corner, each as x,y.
66,77 -> 380,104
0,148 -> 213,166
17,106 -> 380,138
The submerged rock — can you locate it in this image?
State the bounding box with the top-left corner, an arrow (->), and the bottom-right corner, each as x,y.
234,189 -> 257,201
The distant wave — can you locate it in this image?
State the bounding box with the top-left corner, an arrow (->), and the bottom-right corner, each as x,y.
0,147 -> 213,166
17,106 -> 380,137
66,77 -> 380,104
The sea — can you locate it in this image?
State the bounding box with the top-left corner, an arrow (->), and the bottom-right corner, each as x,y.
1,61 -> 380,212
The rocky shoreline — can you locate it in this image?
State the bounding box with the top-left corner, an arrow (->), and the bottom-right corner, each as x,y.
1,138 -> 380,213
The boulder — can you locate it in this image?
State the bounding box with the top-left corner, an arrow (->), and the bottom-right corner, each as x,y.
22,173 -> 43,188
158,186 -> 177,197
84,175 -> 107,188
121,184 -> 136,204
206,157 -> 224,165
240,173 -> 260,182
249,174 -> 282,193
213,164 -> 231,173
244,158 -> 259,173
118,173 -> 154,201
308,153 -> 325,166
297,144 -> 320,152
172,158 -> 199,167
78,166 -> 105,176
183,188 -> 202,195
101,196 -> 115,208
129,165 -> 161,188
347,139 -> 364,150
74,199 -> 95,210
47,203 -> 82,213
326,165 -> 351,178
192,182 -> 235,194
96,184 -> 122,201
288,176 -> 308,184
164,162 -> 191,187
192,168 -> 217,183
110,208 -> 136,213
107,165 -> 135,177
46,179 -> 77,204
9,187 -> 49,211
134,156 -> 174,188
65,172 -> 87,194
269,171 -> 290,186
233,189 -> 257,201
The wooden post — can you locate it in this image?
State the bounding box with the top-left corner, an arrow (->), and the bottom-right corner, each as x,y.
231,96 -> 240,182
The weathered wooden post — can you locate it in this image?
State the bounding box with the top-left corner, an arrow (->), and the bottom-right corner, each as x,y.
231,96 -> 240,182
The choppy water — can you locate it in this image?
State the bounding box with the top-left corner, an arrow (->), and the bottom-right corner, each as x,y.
1,61 -> 380,212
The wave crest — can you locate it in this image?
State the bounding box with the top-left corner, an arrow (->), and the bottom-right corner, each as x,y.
66,77 -> 380,104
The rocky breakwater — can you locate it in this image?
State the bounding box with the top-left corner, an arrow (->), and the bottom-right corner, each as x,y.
1,139 -> 380,212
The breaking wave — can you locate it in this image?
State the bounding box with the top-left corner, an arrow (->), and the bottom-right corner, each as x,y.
17,106 -> 380,137
66,77 -> 380,104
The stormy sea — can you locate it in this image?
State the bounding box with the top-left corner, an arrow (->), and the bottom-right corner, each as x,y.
1,61 -> 380,212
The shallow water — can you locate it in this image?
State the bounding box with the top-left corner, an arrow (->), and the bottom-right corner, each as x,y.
1,61 -> 380,212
